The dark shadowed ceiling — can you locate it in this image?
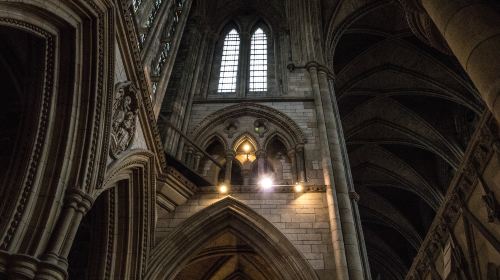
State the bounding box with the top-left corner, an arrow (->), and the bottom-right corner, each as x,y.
330,1 -> 484,279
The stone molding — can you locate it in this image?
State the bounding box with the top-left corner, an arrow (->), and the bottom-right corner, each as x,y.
406,112 -> 498,279
0,0 -> 115,254
190,102 -> 307,146
196,184 -> 327,193
0,16 -> 55,250
116,0 -> 168,170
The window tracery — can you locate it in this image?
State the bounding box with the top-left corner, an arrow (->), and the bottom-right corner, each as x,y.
217,29 -> 241,93
214,22 -> 271,96
249,28 -> 268,92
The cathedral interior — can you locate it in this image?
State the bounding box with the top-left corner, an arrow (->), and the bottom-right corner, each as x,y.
0,0 -> 500,279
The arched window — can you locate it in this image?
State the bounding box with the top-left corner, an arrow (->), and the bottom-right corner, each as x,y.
217,29 -> 240,93
249,28 -> 268,92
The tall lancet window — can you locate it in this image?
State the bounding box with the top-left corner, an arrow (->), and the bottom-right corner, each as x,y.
249,28 -> 268,92
218,29 -> 240,93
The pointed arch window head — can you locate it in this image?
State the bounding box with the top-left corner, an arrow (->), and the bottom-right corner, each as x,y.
218,29 -> 240,93
249,28 -> 268,92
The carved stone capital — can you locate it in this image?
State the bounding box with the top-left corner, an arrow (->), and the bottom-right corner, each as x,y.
255,150 -> 267,158
225,150 -> 236,159
64,188 -> 94,214
295,144 -> 305,153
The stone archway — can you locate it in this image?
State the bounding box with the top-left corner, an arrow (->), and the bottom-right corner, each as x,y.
146,196 -> 319,280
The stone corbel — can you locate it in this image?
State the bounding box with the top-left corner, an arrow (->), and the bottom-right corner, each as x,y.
349,191 -> 360,203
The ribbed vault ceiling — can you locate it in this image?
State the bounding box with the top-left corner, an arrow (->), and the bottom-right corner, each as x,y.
331,1 -> 484,279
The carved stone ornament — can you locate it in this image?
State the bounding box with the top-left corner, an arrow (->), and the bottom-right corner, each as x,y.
254,118 -> 269,138
110,81 -> 139,159
223,119 -> 239,138
483,189 -> 500,223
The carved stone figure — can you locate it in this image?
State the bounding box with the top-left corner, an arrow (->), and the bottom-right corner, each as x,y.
110,81 -> 139,159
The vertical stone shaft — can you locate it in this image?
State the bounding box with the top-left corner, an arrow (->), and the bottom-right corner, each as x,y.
309,66 -> 350,280
37,190 -> 93,280
287,148 -> 298,182
317,69 -> 364,280
224,151 -> 235,186
256,150 -> 267,177
295,145 -> 306,183
421,0 -> 500,122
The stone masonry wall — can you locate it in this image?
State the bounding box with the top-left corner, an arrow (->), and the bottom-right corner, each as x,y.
189,100 -> 326,184
155,192 -> 336,279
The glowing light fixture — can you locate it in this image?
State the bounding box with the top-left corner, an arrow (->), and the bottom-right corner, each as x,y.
294,182 -> 304,192
242,143 -> 251,153
219,184 -> 228,194
259,177 -> 274,190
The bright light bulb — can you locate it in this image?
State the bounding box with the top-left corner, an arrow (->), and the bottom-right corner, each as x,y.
294,183 -> 304,192
259,177 -> 273,190
219,184 -> 228,194
242,143 -> 251,153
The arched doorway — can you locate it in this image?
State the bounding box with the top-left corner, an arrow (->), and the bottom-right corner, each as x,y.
146,197 -> 319,280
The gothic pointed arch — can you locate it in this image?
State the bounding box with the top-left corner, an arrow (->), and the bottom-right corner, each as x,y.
69,149 -> 156,280
232,132 -> 260,152
248,23 -> 270,92
263,132 -> 293,152
0,0 -> 115,256
202,133 -> 229,151
216,24 -> 241,93
191,103 -> 306,146
145,196 -> 319,280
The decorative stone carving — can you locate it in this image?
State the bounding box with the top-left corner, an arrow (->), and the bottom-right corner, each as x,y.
110,82 -> 139,159
254,118 -> 269,138
483,189 -> 500,223
223,119 -> 239,138
406,113 -> 497,278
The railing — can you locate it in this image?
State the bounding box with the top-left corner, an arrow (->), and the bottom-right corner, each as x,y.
161,121 -> 224,187
165,122 -> 224,169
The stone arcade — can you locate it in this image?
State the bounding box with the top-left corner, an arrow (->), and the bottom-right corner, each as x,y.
0,0 -> 499,279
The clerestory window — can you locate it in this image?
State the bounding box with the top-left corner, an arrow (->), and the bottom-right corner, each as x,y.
217,29 -> 240,93
249,28 -> 267,92
215,24 -> 270,95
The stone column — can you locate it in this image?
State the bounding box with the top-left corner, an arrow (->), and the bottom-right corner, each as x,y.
308,65 -> 349,280
421,0 -> 500,122
256,150 -> 267,177
316,67 -> 365,280
185,146 -> 194,168
295,144 -> 306,183
287,148 -> 298,183
224,151 -> 235,186
36,189 -> 93,280
193,153 -> 202,172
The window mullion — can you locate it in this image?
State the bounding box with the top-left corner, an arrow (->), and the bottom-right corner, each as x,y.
238,32 -> 250,97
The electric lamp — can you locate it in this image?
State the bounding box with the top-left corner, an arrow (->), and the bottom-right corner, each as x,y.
218,184 -> 228,194
294,182 -> 304,192
259,177 -> 274,190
